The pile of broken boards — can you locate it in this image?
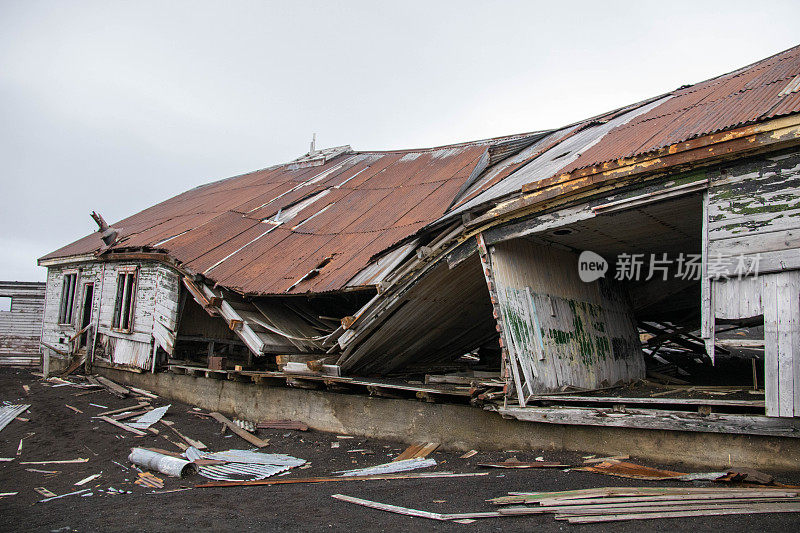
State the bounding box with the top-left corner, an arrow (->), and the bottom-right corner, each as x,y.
331,458 -> 800,525
488,485 -> 800,524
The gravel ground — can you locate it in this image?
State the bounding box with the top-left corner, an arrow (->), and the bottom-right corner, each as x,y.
1,367 -> 799,532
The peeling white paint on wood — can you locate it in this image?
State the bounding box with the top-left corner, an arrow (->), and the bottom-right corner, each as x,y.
42,261 -> 183,370
0,281 -> 45,366
489,239 -> 644,393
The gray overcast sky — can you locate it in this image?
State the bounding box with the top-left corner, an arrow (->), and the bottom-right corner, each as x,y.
2,1 -> 799,281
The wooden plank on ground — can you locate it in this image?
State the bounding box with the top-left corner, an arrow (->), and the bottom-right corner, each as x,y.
94,376 -> 130,397
393,442 -> 439,462
96,402 -> 150,417
195,472 -> 489,488
208,412 -> 268,448
98,416 -> 147,436
563,503 -> 800,524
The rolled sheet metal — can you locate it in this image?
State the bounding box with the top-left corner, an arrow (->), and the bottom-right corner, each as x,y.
129,447 -> 196,478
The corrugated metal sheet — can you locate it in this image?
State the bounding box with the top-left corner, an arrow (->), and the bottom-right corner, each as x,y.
444,45 -> 800,217
110,337 -> 152,369
561,45 -> 800,174
41,143 -> 520,295
0,404 -> 30,433
185,447 -> 306,481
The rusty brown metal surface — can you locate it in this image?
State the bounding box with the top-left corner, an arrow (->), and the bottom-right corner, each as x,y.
561,45 -> 800,174
40,145 -> 493,295
447,45 -> 800,220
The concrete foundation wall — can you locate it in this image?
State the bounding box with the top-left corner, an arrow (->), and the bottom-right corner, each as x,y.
101,367 -> 800,472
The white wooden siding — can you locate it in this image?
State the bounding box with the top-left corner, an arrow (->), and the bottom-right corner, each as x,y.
707,150 -> 800,276
489,239 -> 644,393
0,281 -> 46,365
42,261 -> 182,370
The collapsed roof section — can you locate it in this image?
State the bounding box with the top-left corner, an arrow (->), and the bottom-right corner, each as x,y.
39,134 -> 547,295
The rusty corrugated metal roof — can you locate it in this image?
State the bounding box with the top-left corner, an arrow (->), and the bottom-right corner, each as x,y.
40,143 -> 512,295
447,44 -> 800,216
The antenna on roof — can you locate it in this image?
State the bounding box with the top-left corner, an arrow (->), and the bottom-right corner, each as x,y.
309,133 -> 317,156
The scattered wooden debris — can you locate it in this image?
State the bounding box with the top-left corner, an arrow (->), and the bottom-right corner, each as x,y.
74,474 -> 101,486
717,467 -> 775,485
196,471 -> 489,488
94,376 -> 130,397
74,389 -> 103,396
25,468 -> 60,474
129,386 -> 158,399
394,442 -> 439,462
65,404 -> 83,414
0,492 -> 18,497
97,416 -> 147,436
489,486 -> 800,524
478,459 -> 569,469
460,450 -> 478,459
160,420 -> 207,450
332,494 -> 501,522
37,488 -> 92,503
134,472 -> 164,489
257,420 -> 309,431
21,458 -> 89,465
209,412 -> 268,448
96,402 -> 150,417
34,487 -> 57,498
574,460 -> 688,480
22,385 -> 30,395
583,454 -> 630,464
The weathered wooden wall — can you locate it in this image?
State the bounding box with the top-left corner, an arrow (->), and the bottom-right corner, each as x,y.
42,261 -> 181,371
705,149 -> 800,418
489,239 -> 644,395
713,272 -> 800,417
707,150 -> 800,275
0,281 -> 46,366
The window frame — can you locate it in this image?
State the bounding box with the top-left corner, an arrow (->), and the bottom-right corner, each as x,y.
111,267 -> 138,333
0,296 -> 11,312
58,270 -> 79,325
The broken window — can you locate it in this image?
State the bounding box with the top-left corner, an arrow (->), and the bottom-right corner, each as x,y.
0,296 -> 11,312
111,269 -> 137,332
58,272 -> 78,324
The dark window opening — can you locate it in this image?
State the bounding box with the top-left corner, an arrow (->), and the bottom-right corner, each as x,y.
112,271 -> 137,332
58,273 -> 78,324
78,283 -> 94,348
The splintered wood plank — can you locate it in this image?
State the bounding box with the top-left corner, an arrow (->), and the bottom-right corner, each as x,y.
195,472 -> 489,488
563,503 -> 800,524
209,412 -> 268,448
331,493 -> 449,521
96,402 -> 150,417
393,442 -> 439,462
94,376 -> 130,397
98,416 -> 147,436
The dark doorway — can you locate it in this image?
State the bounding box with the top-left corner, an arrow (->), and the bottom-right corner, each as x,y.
78,283 -> 94,349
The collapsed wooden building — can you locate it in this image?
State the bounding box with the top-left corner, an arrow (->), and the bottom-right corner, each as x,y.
38,45 -> 800,437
